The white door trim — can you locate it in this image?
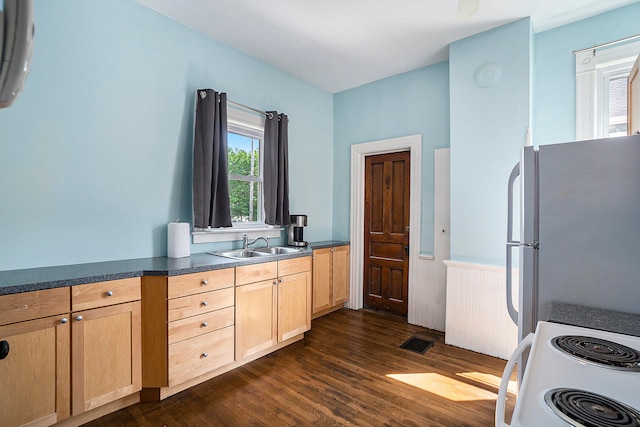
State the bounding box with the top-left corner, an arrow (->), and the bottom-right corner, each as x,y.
347,134 -> 422,321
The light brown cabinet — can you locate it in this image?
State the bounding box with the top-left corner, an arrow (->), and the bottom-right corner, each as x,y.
70,278 -> 142,415
312,245 -> 350,319
0,278 -> 141,427
235,257 -> 311,360
0,288 -> 71,427
141,269 -> 235,399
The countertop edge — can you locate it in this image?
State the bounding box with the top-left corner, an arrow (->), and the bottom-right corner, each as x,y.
0,248 -> 316,296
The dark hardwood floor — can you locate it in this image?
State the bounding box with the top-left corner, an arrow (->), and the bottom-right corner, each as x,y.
84,309 -> 515,426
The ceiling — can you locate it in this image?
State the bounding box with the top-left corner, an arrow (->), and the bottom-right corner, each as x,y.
135,0 -> 639,93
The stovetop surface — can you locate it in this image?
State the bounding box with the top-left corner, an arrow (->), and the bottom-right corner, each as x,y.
511,321 -> 640,427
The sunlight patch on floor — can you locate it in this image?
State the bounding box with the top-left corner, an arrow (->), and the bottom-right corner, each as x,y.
456,371 -> 517,395
386,372 -> 498,402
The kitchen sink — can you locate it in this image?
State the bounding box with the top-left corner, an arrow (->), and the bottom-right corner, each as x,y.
214,249 -> 271,259
253,246 -> 303,255
213,246 -> 303,259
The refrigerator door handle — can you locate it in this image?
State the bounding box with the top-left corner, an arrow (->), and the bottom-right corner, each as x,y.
506,163 -> 520,324
507,163 -> 520,245
506,242 -> 519,324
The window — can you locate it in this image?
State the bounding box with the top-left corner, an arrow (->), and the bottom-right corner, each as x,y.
228,130 -> 262,224
227,105 -> 267,227
192,104 -> 281,244
576,40 -> 640,140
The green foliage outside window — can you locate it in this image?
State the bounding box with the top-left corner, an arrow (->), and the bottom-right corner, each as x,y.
228,146 -> 260,222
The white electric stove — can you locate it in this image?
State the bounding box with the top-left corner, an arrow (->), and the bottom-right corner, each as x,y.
496,321 -> 640,427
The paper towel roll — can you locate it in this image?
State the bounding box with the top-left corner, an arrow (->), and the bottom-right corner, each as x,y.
168,222 -> 190,258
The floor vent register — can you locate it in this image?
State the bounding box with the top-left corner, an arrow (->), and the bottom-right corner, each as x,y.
399,335 -> 434,354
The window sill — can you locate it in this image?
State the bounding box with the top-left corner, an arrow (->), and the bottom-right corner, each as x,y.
192,226 -> 283,244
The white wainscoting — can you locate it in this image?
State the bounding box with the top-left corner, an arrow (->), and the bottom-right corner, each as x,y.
408,255 -> 447,331
444,260 -> 519,360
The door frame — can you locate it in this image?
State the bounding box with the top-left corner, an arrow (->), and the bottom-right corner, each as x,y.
347,134 -> 422,319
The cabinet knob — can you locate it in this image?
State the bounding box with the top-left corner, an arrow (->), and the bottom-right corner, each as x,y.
202,280 -> 208,286
273,280 -> 278,285
0,340 -> 9,360
202,352 -> 208,358
202,322 -> 208,328
202,301 -> 208,307
60,318 -> 68,324
75,315 -> 83,321
106,290 -> 114,297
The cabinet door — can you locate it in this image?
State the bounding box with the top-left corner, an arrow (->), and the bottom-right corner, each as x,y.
278,271 -> 311,342
71,301 -> 141,415
0,315 -> 70,427
312,248 -> 332,314
235,280 -> 277,360
332,246 -> 350,306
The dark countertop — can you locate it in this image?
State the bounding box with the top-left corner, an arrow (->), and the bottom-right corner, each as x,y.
547,302 -> 640,337
308,240 -> 350,249
0,248 -> 312,296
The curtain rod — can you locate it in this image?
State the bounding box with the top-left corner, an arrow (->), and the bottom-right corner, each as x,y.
573,33 -> 640,55
228,100 -> 274,119
196,90 -> 278,120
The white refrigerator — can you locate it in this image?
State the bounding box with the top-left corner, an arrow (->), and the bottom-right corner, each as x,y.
506,135 -> 640,343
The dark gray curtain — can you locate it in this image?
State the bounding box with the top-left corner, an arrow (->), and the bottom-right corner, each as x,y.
193,89 -> 232,228
263,112 -> 291,226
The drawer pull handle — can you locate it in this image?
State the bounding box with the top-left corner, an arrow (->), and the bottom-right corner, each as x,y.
202,301 -> 208,307
75,315 -> 83,321
202,352 -> 208,358
202,280 -> 208,286
106,290 -> 114,297
60,318 -> 68,324
202,322 -> 208,327
0,340 -> 9,360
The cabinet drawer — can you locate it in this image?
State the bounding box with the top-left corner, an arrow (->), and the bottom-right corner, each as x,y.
168,287 -> 234,322
167,268 -> 234,299
72,277 -> 141,311
278,256 -> 311,277
0,288 -> 70,326
235,261 -> 277,286
168,306 -> 234,344
168,326 -> 234,386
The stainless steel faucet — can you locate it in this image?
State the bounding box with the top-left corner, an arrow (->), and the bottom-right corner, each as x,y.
242,233 -> 270,249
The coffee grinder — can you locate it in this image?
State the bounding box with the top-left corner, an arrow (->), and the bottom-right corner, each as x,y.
288,215 -> 308,247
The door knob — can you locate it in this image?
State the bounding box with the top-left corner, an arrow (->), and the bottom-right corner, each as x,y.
0,340 -> 9,360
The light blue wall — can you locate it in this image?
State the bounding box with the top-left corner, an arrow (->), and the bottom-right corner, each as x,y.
449,18 -> 533,266
332,63 -> 450,254
0,0 -> 333,270
534,2 -> 640,146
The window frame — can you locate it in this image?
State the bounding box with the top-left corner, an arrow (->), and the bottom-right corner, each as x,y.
227,126 -> 264,225
192,104 -> 282,244
576,40 -> 640,140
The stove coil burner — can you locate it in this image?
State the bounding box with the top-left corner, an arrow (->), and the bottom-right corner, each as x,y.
552,335 -> 640,371
545,388 -> 640,427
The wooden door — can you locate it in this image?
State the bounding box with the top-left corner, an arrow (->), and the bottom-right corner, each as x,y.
364,151 -> 410,317
312,248 -> 332,314
71,301 -> 142,415
332,245 -> 350,306
277,271 -> 311,342
0,316 -> 70,427
235,280 -> 277,360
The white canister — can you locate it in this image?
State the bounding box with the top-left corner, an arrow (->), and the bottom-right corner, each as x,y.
167,222 -> 190,258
